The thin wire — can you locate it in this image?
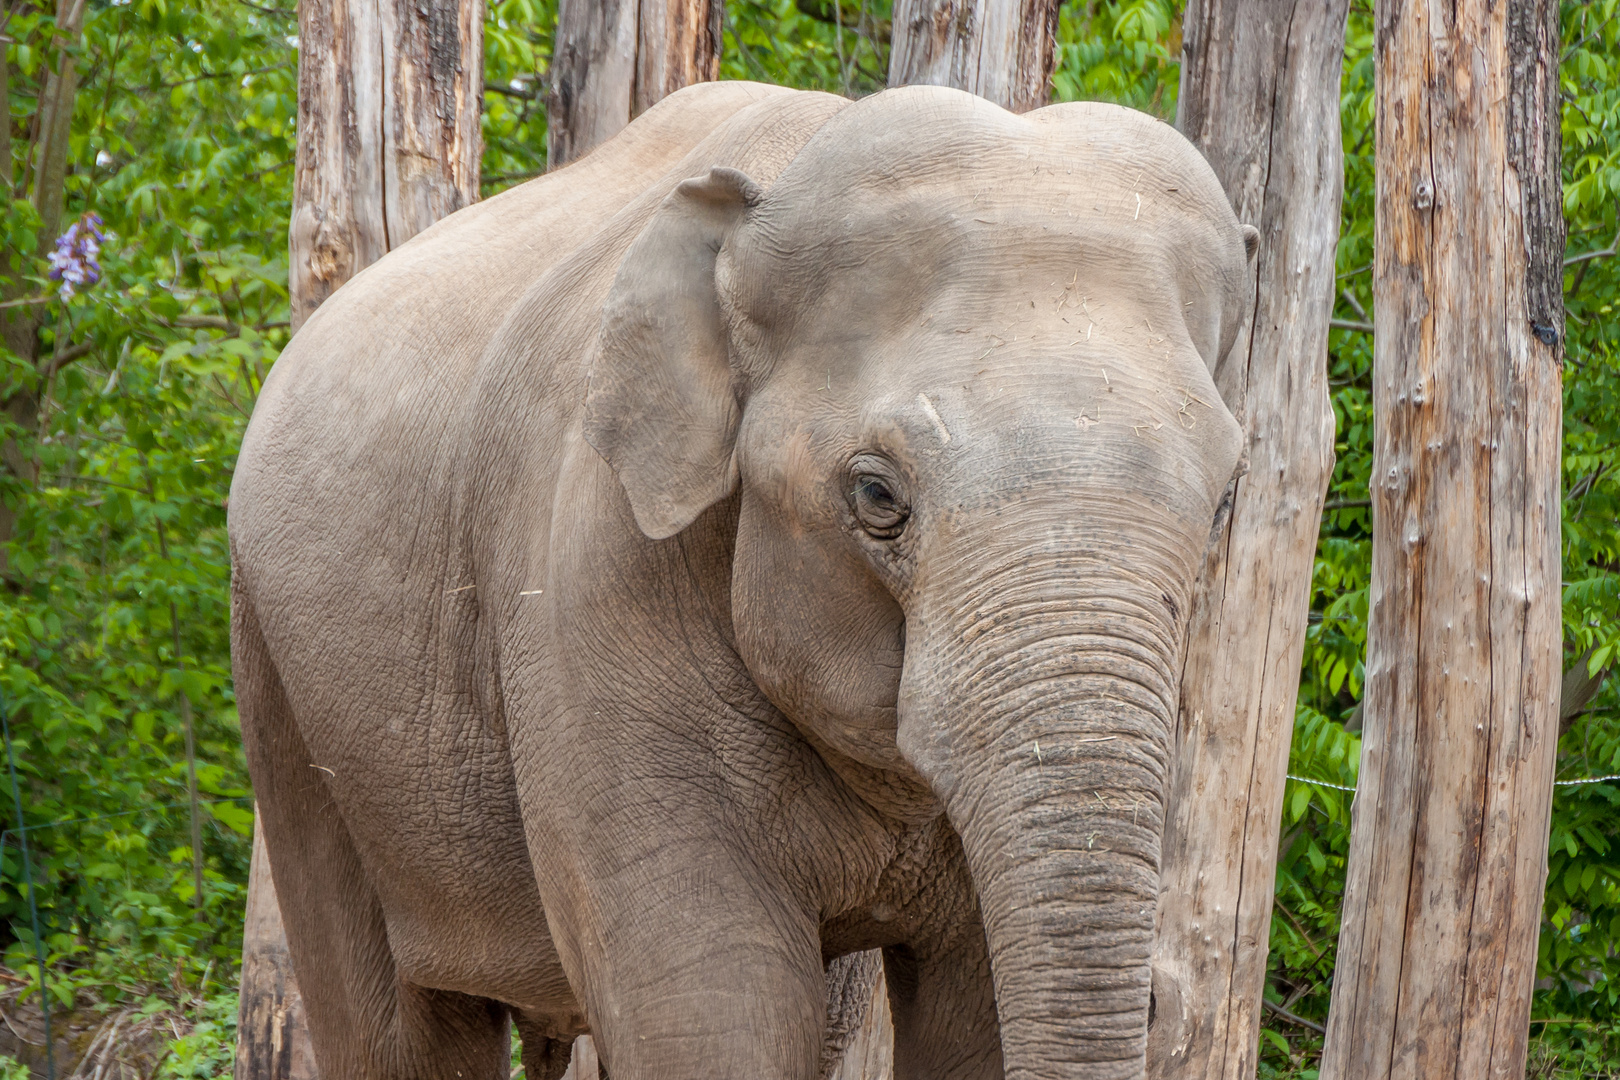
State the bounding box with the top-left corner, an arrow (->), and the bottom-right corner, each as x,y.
1287,774 -> 1358,792
0,795 -> 251,838
1286,773 -> 1620,793
1,693 -> 53,1080
1554,773 -> 1620,786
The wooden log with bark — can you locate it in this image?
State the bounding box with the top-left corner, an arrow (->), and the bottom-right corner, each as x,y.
0,0 -> 91,575
546,0 -> 722,168
287,0 -> 483,330
235,0 -> 482,1073
1318,0 -> 1565,1077
234,816 -> 320,1080
886,0 -> 1059,112
1147,1 -> 1348,1076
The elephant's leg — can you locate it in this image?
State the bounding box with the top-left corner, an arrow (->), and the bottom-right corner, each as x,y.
883,930 -> 1003,1080
528,790 -> 826,1080
235,586 -> 510,1080
552,875 -> 825,1080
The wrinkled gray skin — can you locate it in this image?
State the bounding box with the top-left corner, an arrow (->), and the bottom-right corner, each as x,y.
230,82 -> 1255,1080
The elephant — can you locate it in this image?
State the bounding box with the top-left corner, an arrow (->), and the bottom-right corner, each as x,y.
229,80 -> 1257,1080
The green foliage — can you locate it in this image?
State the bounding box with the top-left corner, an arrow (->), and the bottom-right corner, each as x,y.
723,0 -> 891,95
158,987 -> 239,1078
482,0 -> 553,187
0,0 -> 297,995
1052,0 -> 1180,119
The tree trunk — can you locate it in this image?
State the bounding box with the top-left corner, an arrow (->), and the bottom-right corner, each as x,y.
886,0 -> 1059,113
546,0 -> 721,168
1147,3 -> 1346,1078
0,0 -> 90,576
236,0 -> 482,1073
234,814 -> 320,1080
287,0 -> 483,330
1318,1 -> 1564,1078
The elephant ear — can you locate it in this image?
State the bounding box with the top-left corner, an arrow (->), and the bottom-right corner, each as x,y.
585,166 -> 761,540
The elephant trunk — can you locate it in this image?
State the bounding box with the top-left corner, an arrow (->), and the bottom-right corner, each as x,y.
899,540 -> 1188,1080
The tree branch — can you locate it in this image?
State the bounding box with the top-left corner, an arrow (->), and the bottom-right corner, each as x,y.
233,0 -> 295,15
153,63 -> 291,90
485,83 -> 536,100
171,314 -> 238,332
1564,225 -> 1620,267
1262,999 -> 1327,1035
41,340 -> 93,379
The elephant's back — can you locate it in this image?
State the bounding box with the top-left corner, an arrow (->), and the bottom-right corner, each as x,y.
227,81 -> 800,651
231,80 -> 792,563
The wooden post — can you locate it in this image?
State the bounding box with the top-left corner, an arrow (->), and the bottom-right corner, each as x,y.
546,0 -> 722,168
236,0 -> 481,1073
287,0 -> 483,330
1147,2 -> 1347,1077
886,0 -> 1060,113
1318,0 -> 1564,1077
235,814 -> 319,1080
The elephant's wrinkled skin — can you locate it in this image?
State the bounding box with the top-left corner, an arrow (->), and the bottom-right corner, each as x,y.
229,81 -> 1254,1080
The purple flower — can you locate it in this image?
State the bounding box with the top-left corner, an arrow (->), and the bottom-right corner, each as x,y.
47,213 -> 105,300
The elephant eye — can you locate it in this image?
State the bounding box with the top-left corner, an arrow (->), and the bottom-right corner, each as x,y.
851,474 -> 908,539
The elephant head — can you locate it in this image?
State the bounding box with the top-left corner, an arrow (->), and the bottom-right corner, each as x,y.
584,87 -> 1254,1080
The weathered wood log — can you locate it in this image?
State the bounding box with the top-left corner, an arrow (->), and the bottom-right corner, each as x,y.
238,0 -> 481,1073
1318,0 -> 1565,1077
561,1034 -> 599,1080
288,0 -> 483,330
547,0 -> 721,168
1147,2 -> 1347,1077
634,0 -> 724,116
886,0 -> 1059,112
234,814 -> 318,1080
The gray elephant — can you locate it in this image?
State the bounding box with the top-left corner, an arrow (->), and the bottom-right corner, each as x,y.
229,81 -> 1256,1080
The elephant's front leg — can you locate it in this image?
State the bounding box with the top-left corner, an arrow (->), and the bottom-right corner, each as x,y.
549,834 -> 826,1078
522,742 -> 829,1080
884,928 -> 1003,1080
884,828 -> 1004,1080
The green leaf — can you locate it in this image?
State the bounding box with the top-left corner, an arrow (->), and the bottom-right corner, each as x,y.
206,799 -> 253,835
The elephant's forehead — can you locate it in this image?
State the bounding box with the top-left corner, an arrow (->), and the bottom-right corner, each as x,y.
758,86 -> 1233,232
732,88 -> 1244,315
727,178 -> 1235,365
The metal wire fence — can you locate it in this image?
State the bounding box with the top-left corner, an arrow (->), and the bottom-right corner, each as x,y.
0,693 -> 251,1080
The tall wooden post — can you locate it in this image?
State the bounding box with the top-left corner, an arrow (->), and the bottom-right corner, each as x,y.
546,0 -> 722,168
886,0 -> 1059,112
235,813 -> 319,1080
236,0 -> 482,1073
287,0 -> 483,329
1319,1 -> 1564,1077
1147,2 -> 1347,1077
